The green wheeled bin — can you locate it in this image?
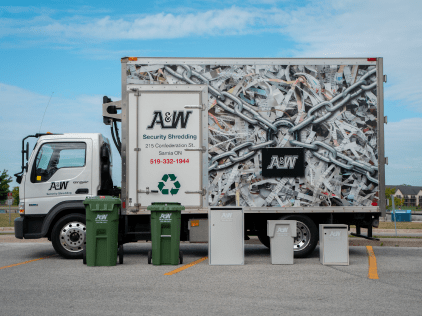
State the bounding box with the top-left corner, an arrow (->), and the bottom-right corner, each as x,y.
83,196 -> 121,266
147,202 -> 185,265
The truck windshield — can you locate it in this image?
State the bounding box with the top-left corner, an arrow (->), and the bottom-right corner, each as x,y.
31,142 -> 86,183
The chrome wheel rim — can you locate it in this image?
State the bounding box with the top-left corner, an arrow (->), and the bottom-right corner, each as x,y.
60,221 -> 86,253
294,221 -> 311,251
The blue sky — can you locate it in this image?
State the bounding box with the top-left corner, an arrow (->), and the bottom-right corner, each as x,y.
1,0 -> 422,189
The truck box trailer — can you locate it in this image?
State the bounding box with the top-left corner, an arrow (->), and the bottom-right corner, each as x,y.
14,57 -> 386,259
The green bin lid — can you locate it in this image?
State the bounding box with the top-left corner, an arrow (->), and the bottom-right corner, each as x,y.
83,196 -> 121,205
147,202 -> 185,211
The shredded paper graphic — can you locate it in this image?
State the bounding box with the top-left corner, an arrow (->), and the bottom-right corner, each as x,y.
127,62 -> 379,208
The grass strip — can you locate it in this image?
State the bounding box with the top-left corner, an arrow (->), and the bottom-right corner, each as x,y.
349,235 -> 422,239
0,214 -> 20,227
351,222 -> 422,229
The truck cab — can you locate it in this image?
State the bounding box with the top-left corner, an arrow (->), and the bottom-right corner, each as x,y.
14,133 -> 115,259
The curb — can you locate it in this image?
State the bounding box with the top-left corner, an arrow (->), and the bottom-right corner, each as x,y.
0,227 -> 14,232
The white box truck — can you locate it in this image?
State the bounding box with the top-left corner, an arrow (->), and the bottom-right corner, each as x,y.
14,57 -> 386,259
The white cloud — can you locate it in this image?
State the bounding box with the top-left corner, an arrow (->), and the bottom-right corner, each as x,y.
2,2 -> 422,111
280,0 -> 422,109
0,7 -> 261,40
385,118 -> 422,185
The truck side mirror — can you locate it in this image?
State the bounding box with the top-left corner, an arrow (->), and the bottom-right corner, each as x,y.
16,175 -> 22,184
26,142 -> 29,161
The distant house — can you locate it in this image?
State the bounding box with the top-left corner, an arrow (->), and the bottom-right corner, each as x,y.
386,185 -> 422,207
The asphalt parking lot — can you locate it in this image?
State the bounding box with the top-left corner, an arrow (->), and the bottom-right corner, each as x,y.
1,241 -> 421,316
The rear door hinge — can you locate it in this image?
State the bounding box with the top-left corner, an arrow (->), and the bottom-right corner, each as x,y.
138,187 -> 159,195
184,146 -> 206,153
184,104 -> 206,111
185,188 -> 207,196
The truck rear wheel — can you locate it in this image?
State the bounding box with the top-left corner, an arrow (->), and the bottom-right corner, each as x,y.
258,215 -> 318,258
51,214 -> 86,259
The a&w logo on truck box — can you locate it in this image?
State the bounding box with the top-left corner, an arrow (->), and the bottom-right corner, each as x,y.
147,111 -> 192,129
262,148 -> 304,178
267,155 -> 299,170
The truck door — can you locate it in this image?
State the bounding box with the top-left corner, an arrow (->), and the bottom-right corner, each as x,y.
24,139 -> 93,215
126,85 -> 208,210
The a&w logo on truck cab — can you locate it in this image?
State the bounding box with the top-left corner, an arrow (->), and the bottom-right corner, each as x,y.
147,111 -> 192,129
49,181 -> 69,190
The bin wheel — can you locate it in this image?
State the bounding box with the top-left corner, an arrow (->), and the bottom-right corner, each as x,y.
179,250 -> 183,264
148,250 -> 152,264
83,248 -> 87,265
118,245 -> 124,264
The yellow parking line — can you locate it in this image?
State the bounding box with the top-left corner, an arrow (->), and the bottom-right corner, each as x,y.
164,257 -> 208,275
0,255 -> 55,270
366,246 -> 379,280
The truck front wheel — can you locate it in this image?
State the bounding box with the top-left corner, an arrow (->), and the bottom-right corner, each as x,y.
51,214 -> 86,259
258,215 -> 318,258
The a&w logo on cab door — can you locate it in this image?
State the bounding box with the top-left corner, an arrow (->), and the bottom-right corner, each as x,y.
49,181 -> 69,190
147,111 -> 192,129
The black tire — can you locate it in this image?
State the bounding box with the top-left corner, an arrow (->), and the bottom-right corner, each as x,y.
179,250 -> 183,265
257,215 -> 318,258
118,245 -> 124,264
148,250 -> 152,264
83,249 -> 87,265
51,213 -> 86,259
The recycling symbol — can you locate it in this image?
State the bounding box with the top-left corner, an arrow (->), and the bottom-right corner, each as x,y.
158,174 -> 180,195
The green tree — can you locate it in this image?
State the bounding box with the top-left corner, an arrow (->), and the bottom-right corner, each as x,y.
385,187 -> 395,202
385,187 -> 404,208
12,187 -> 19,205
0,169 -> 12,201
394,197 -> 404,207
